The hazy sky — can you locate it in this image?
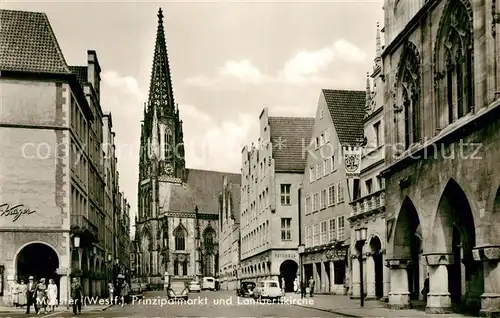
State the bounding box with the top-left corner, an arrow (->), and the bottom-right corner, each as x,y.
3,0 -> 384,232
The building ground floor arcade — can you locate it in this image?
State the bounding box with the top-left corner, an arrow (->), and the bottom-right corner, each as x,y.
239,249 -> 299,292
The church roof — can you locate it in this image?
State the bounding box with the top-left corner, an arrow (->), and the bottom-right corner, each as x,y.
0,9 -> 70,74
322,89 -> 366,146
168,168 -> 240,215
268,117 -> 315,172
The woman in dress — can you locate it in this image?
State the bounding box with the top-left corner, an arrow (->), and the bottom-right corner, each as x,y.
17,279 -> 27,308
11,280 -> 19,307
47,279 -> 58,312
36,278 -> 47,314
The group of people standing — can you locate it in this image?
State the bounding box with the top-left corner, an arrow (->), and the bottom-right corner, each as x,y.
12,276 -> 58,314
108,280 -> 130,305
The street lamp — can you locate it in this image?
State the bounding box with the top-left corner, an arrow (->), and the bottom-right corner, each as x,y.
355,227 -> 367,307
298,244 -> 305,299
69,234 -> 80,309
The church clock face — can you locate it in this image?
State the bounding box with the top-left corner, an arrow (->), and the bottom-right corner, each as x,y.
164,163 -> 174,175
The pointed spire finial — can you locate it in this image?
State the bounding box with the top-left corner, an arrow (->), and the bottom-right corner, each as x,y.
157,8 -> 163,22
365,72 -> 372,115
375,22 -> 382,62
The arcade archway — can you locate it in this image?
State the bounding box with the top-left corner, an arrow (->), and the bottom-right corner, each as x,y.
393,197 -> 421,301
369,236 -> 383,299
16,243 -> 59,286
432,179 -> 481,308
279,260 -> 298,292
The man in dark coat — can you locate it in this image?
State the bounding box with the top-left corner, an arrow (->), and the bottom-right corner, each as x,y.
25,276 -> 38,314
71,278 -> 83,315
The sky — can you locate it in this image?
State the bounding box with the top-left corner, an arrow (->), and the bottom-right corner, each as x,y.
3,0 -> 384,236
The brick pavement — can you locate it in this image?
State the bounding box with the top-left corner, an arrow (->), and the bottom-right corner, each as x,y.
283,293 -> 473,317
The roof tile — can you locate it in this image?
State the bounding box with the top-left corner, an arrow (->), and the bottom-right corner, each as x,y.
0,9 -> 70,74
322,89 -> 366,146
269,116 -> 315,172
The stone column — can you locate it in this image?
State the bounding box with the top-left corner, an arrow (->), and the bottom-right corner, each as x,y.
365,253 -> 376,299
382,253 -> 390,301
321,262 -> 328,293
424,254 -> 453,314
387,259 -> 411,309
329,261 -> 336,294
473,246 -> 500,316
351,255 -> 360,299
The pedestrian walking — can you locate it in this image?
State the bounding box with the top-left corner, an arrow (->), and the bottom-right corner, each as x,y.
308,277 -> 315,297
25,276 -> 38,314
422,274 -> 430,302
293,278 -> 298,293
300,280 -> 306,298
71,278 -> 83,315
47,279 -> 58,312
281,277 -> 286,295
121,281 -> 129,305
36,278 -> 47,314
17,279 -> 27,308
108,282 -> 114,304
343,276 -> 350,295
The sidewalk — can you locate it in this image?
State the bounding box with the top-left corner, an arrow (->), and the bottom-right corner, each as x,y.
284,294 -> 472,317
0,303 -> 113,314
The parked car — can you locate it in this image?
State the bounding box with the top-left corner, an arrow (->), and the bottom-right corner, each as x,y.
236,281 -> 256,297
167,281 -> 189,300
188,281 -> 201,292
130,282 -> 144,299
253,280 -> 282,301
201,277 -> 215,291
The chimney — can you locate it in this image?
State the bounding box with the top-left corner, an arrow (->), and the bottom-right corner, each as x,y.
87,50 -> 101,99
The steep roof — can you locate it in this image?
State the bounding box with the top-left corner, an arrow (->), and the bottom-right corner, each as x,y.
0,9 -> 70,74
268,117 -> 315,172
69,66 -> 88,88
322,89 -> 366,146
169,168 -> 240,215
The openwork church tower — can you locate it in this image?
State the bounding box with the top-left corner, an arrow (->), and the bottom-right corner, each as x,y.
135,8 -> 240,286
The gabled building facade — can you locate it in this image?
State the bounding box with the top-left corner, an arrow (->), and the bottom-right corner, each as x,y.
134,9 -> 239,287
300,89 -> 365,294
218,176 -> 241,291
347,23 -> 389,301
381,0 -> 500,315
0,9 -> 131,305
239,108 -> 314,292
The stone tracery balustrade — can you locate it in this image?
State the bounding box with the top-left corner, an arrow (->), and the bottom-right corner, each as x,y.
349,189 -> 385,216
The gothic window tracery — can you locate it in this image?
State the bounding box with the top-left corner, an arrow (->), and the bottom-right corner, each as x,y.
164,127 -> 172,160
396,42 -> 421,150
203,226 -> 215,254
174,224 -> 187,251
435,0 -> 474,126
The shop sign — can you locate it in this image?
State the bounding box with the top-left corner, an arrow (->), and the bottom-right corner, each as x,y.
274,252 -> 298,260
0,203 -> 36,222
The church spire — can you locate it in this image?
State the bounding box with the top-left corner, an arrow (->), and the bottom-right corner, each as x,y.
147,7 -> 175,116
374,22 -> 382,66
365,72 -> 372,115
151,102 -> 159,159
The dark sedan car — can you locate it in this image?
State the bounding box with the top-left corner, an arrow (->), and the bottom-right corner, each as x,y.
167,281 -> 189,300
236,281 -> 256,297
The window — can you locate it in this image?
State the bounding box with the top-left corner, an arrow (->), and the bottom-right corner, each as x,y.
329,218 -> 336,241
182,261 -> 188,276
281,218 -> 291,240
315,164 -> 320,180
309,167 -> 315,183
174,225 -> 186,251
280,184 -> 291,205
377,176 -> 384,189
173,260 -> 179,275
331,154 -> 337,172
312,193 -> 319,212
319,134 -> 325,147
337,216 -> 345,240
320,189 -> 327,209
373,121 -> 381,147
398,42 -> 421,149
313,223 -> 320,246
365,179 -> 373,194
321,220 -> 328,244
325,129 -> 330,143
337,182 -> 344,203
323,159 -> 329,177
305,225 -> 312,247
315,137 -> 320,149
304,196 -> 311,215
328,185 -> 335,206
320,108 -> 324,119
